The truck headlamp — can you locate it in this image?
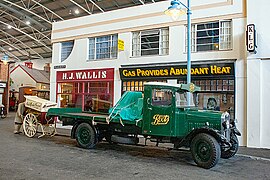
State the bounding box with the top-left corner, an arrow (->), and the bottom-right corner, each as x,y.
221,111 -> 230,129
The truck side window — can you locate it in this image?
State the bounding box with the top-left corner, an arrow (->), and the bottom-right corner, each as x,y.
175,92 -> 187,107
152,89 -> 172,106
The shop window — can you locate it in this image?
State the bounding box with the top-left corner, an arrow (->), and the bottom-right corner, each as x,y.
84,82 -> 113,113
74,83 -> 83,93
186,20 -> 232,52
132,27 -> 169,57
122,80 -> 166,94
61,41 -> 74,62
88,34 -> 118,60
177,78 -> 235,118
57,81 -> 113,112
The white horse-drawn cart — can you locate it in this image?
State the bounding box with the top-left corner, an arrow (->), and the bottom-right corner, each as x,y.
23,96 -> 58,138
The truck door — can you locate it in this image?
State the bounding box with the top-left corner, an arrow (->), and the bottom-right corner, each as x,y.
142,88 -> 174,136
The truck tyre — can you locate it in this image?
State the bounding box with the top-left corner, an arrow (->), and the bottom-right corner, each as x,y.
221,134 -> 239,159
75,123 -> 97,149
191,133 -> 221,169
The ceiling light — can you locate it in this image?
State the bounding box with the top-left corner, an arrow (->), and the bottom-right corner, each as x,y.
74,9 -> 80,14
26,20 -> 31,25
7,25 -> 12,29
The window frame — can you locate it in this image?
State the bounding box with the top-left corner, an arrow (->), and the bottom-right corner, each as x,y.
132,27 -> 169,57
61,41 -> 74,62
88,34 -> 118,61
185,20 -> 232,52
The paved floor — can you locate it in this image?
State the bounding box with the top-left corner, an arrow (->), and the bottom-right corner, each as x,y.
0,113 -> 270,180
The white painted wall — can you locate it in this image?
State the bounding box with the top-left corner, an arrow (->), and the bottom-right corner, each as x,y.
246,0 -> 270,148
51,0 -> 248,146
10,67 -> 36,91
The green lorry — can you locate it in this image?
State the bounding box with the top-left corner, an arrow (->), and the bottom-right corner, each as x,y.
47,82 -> 241,169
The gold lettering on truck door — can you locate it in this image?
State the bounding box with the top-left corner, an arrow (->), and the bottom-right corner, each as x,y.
152,114 -> 170,125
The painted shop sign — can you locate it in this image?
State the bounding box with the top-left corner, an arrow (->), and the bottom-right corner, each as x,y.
57,68 -> 114,82
246,24 -> 256,52
120,63 -> 234,80
54,65 -> 66,69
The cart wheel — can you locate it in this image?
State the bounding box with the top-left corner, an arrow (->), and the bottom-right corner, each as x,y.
23,113 -> 38,138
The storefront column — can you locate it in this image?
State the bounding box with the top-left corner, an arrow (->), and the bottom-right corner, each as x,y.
247,59 -> 261,147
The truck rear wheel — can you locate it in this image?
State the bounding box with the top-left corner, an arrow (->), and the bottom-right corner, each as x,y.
221,133 -> 239,159
191,133 -> 221,169
75,123 -> 97,149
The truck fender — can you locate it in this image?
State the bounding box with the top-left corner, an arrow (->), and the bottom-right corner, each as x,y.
184,127 -> 229,146
232,127 -> 241,136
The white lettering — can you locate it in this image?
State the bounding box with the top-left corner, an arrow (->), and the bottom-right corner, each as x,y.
62,73 -> 67,80
93,72 -> 97,78
69,73 -> 74,79
102,71 -> 107,78
82,72 -> 87,79
76,72 -> 82,79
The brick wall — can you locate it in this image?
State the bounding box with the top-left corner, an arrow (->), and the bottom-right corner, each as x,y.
0,62 -> 9,81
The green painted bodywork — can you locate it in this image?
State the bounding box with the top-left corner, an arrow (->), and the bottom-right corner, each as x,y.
47,82 -> 222,138
141,83 -> 222,138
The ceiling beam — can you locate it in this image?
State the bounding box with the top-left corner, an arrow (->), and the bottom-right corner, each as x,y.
0,2 -> 47,29
139,0 -> 145,5
31,0 -> 64,21
0,46 -> 21,61
3,0 -> 52,24
0,19 -> 51,51
69,0 -> 92,15
0,29 -> 44,59
88,0 -> 104,13
0,9 -> 50,41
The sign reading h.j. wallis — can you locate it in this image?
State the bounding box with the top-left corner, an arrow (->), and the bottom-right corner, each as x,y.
120,63 -> 234,80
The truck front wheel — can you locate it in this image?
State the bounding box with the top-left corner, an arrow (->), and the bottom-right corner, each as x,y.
191,133 -> 221,169
75,123 -> 97,149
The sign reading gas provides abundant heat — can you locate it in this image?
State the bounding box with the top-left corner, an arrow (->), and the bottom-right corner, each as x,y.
120,63 -> 234,80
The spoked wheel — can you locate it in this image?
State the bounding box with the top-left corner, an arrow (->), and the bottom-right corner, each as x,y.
191,133 -> 221,169
23,113 -> 38,138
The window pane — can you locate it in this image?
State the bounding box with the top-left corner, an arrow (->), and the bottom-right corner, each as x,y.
88,34 -> 118,60
132,28 -> 169,57
186,20 -> 232,52
61,41 -> 74,62
152,89 -> 172,106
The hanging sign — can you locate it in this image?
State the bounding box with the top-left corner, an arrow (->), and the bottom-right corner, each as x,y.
118,39 -> 124,51
246,24 -> 256,52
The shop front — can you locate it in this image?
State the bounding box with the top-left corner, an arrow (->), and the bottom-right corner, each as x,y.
120,61 -> 235,118
56,68 -> 114,113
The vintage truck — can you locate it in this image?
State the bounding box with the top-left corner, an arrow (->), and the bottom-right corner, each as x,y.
46,82 -> 241,169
